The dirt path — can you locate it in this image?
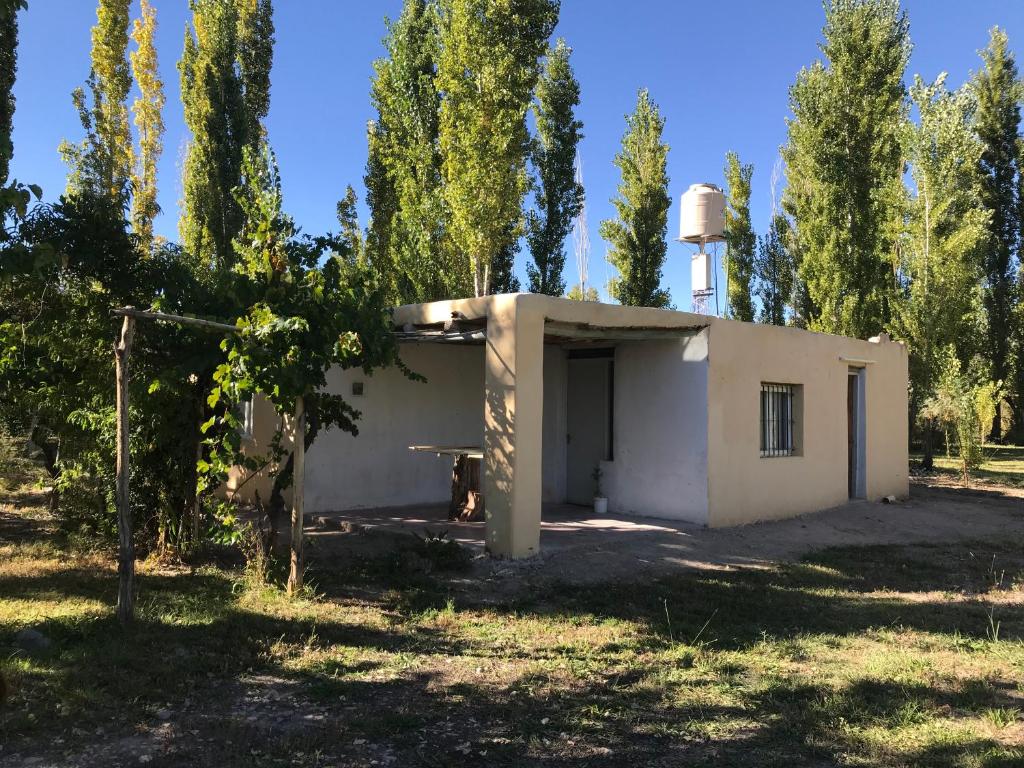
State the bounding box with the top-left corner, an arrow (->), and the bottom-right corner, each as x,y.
307,481 -> 1024,592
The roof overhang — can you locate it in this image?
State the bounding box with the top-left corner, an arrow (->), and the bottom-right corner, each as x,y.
543,319 -> 707,344
390,294 -> 712,346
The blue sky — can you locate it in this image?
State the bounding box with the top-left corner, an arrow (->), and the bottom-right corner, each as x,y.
11,1 -> 1024,310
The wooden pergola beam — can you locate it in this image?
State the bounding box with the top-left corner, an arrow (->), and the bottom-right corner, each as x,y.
113,306 -> 239,334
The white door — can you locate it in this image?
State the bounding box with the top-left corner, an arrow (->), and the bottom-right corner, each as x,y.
566,355 -> 612,505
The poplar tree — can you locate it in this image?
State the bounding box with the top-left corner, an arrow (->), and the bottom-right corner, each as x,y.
892,75 -> 989,466
723,151 -> 755,321
755,214 -> 795,326
972,27 -> 1021,439
782,0 -> 909,338
599,88 -> 671,308
179,0 -> 274,272
365,0 -> 450,303
566,285 -> 599,301
437,0 -> 558,297
336,184 -> 363,264
489,227 -> 521,293
129,0 -> 164,253
0,0 -> 24,188
526,38 -> 584,296
60,0 -> 133,204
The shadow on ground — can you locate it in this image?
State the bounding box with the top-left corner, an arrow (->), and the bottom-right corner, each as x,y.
2,483 -> 1023,767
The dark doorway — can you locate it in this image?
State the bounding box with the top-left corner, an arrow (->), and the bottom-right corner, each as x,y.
847,367 -> 865,498
566,349 -> 614,505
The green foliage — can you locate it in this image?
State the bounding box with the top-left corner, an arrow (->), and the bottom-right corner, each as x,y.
723,151 -> 755,322
526,38 -> 583,296
754,214 -> 795,326
489,224 -> 522,294
59,0 -> 133,205
200,144 -> 407,507
599,88 -> 671,308
129,0 -> 164,254
0,192 -> 215,544
890,75 -> 989,417
365,0 -> 455,303
919,348 -> 1001,484
336,184 -> 364,266
783,0 -> 909,338
971,27 -> 1022,436
179,0 -> 274,272
0,0 -> 24,187
566,284 -> 599,302
437,0 -> 558,296
0,427 -> 38,491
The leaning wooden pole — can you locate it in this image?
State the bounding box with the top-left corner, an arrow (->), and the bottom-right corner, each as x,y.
286,395 -> 306,596
114,312 -> 136,625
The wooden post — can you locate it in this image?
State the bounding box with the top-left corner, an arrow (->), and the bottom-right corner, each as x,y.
192,419 -> 203,546
287,395 -> 305,596
191,391 -> 202,548
114,313 -> 136,624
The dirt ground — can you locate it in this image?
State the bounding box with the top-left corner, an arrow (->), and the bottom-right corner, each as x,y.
307,480 -> 1024,589
3,477 -> 1023,767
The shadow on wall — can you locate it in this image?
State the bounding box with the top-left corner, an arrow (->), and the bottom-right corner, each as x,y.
483,331 -> 515,552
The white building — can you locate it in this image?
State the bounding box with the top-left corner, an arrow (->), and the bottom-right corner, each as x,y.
234,293 -> 909,559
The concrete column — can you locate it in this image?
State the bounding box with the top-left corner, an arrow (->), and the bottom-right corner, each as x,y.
483,295 -> 544,557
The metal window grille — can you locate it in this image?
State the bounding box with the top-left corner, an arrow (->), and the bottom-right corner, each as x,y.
760,383 -> 795,457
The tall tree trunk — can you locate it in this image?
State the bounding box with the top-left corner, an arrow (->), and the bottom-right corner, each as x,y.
268,402 -> 320,545
31,425 -> 60,515
921,420 -> 934,471
990,400 -> 1002,444
286,396 -> 305,596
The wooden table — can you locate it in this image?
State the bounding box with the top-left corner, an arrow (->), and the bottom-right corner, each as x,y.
409,445 -> 484,521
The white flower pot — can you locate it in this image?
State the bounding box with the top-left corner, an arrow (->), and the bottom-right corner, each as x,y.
593,496 -> 608,515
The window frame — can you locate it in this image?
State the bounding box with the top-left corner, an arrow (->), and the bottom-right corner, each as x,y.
760,382 -> 798,458
238,396 -> 255,440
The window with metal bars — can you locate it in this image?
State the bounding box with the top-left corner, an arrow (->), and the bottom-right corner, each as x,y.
760,383 -> 796,457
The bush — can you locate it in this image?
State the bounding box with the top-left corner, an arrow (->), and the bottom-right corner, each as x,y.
919,347 -> 1001,484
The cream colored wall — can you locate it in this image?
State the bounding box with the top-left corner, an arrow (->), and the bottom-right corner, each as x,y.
482,295 -> 546,556
604,336 -> 710,524
369,295 -> 907,549
231,343 -> 486,513
225,394 -> 291,506
304,343 -> 485,513
705,320 -> 909,527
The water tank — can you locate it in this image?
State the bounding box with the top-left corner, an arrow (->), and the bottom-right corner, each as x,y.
679,183 -> 726,243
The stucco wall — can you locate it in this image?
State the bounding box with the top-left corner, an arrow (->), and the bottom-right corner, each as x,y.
603,335 -> 710,525
303,343 -> 485,513
225,394 -> 291,505
705,320 -> 909,527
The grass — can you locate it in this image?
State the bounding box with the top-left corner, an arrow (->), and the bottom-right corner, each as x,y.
2,488 -> 1024,766
913,444 -> 1024,489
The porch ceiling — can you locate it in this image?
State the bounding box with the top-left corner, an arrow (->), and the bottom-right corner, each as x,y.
392,317 -> 707,346
542,319 -> 707,345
